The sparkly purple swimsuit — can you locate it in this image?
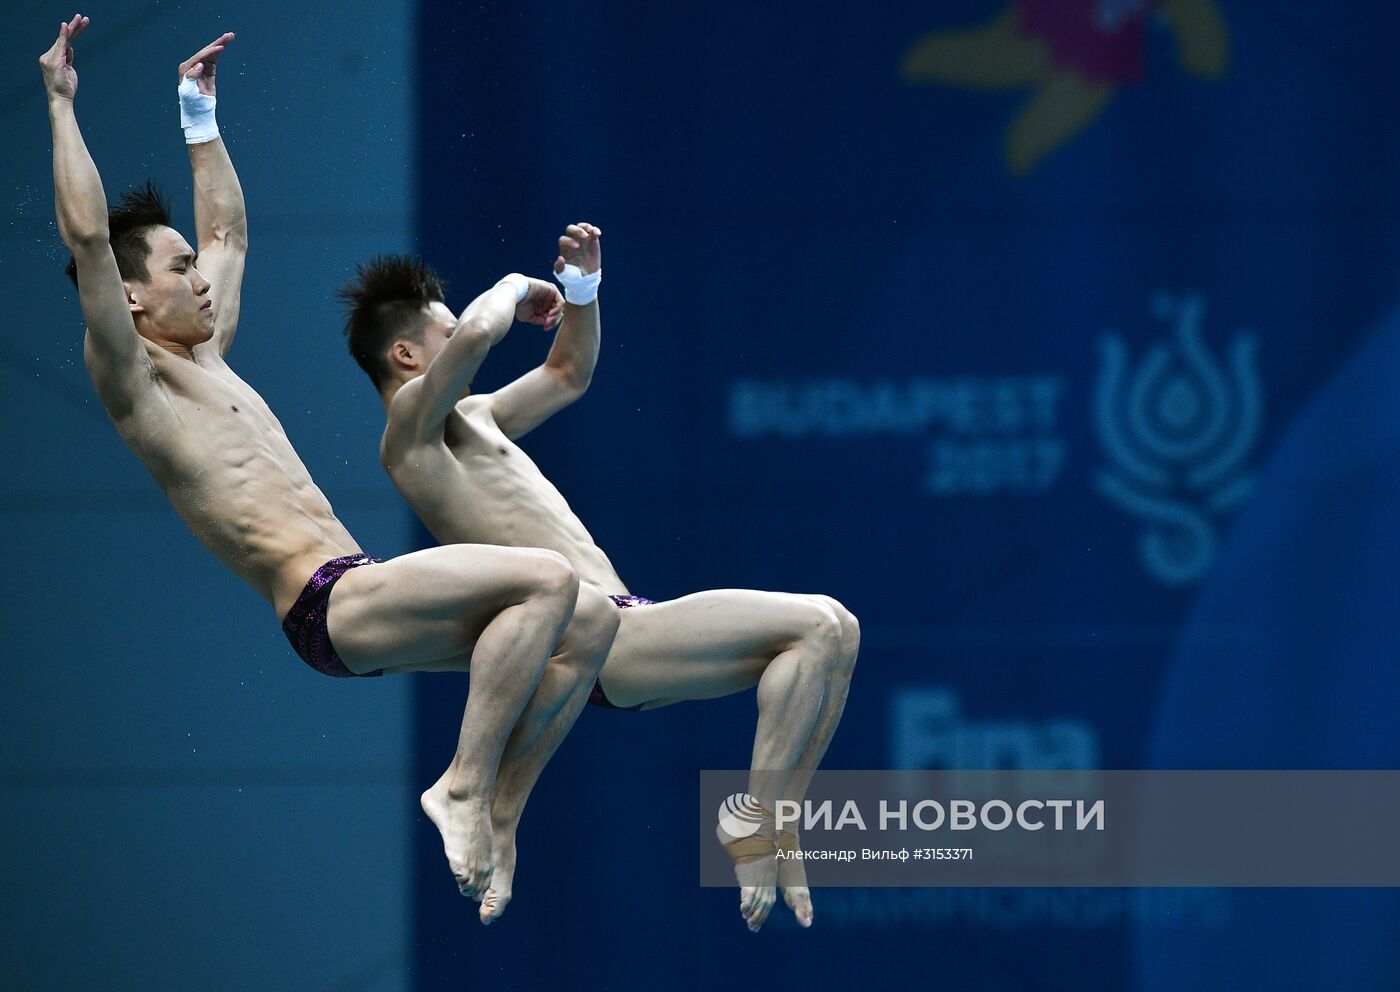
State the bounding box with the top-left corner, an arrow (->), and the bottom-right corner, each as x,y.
588,594 -> 654,710
281,554 -> 385,678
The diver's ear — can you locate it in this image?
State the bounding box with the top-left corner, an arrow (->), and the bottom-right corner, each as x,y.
389,339 -> 416,370
123,281 -> 144,315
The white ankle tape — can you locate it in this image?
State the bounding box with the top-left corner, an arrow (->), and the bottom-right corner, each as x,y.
178,78 -> 219,144
554,263 -> 601,305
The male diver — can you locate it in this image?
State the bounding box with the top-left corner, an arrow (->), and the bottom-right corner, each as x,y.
41,16 -> 617,918
342,223 -> 859,931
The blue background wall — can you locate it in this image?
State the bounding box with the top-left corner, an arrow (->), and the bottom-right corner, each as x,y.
5,1 -> 1400,990
411,1 -> 1400,990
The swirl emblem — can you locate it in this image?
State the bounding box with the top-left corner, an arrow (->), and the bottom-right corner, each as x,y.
1095,293 -> 1262,586
716,793 -> 771,843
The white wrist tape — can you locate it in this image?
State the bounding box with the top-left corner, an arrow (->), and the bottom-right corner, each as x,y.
178,77 -> 219,144
554,263 -> 601,305
498,273 -> 530,302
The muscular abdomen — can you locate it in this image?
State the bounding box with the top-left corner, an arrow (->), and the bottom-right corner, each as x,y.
117,358 -> 360,615
394,411 -> 627,594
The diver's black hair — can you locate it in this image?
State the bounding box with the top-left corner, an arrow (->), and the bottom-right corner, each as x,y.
65,180 -> 173,287
338,254 -> 447,389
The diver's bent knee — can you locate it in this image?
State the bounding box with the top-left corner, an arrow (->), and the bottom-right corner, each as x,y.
808,594 -> 860,664
560,585 -> 620,669
793,598 -> 844,669
522,549 -> 580,603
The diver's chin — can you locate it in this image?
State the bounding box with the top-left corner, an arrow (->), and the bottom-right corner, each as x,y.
185,318 -> 216,346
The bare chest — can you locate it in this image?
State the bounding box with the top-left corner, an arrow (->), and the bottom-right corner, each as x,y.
169,354 -> 283,427
389,404 -> 550,508
127,353 -> 301,476
443,404 -> 514,462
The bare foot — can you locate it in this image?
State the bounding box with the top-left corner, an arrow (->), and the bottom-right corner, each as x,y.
717,819 -> 779,932
475,831 -> 517,926
740,882 -> 777,932
420,772 -> 494,899
777,830 -> 814,928
783,886 -> 814,928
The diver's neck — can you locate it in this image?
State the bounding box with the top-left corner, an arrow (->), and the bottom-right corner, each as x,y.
380,378 -> 404,415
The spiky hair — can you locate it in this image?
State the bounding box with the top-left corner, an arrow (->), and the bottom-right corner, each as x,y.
65,181 -> 173,287
338,254 -> 448,389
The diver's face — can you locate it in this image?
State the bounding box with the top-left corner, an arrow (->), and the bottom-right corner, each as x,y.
409,301 -> 458,374
127,226 -> 214,346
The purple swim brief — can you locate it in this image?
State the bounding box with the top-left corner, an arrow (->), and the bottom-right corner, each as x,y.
588,594 -> 654,710
281,553 -> 385,678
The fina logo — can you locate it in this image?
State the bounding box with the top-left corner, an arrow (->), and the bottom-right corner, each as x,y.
1094,293 -> 1262,586
891,687 -> 1098,770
